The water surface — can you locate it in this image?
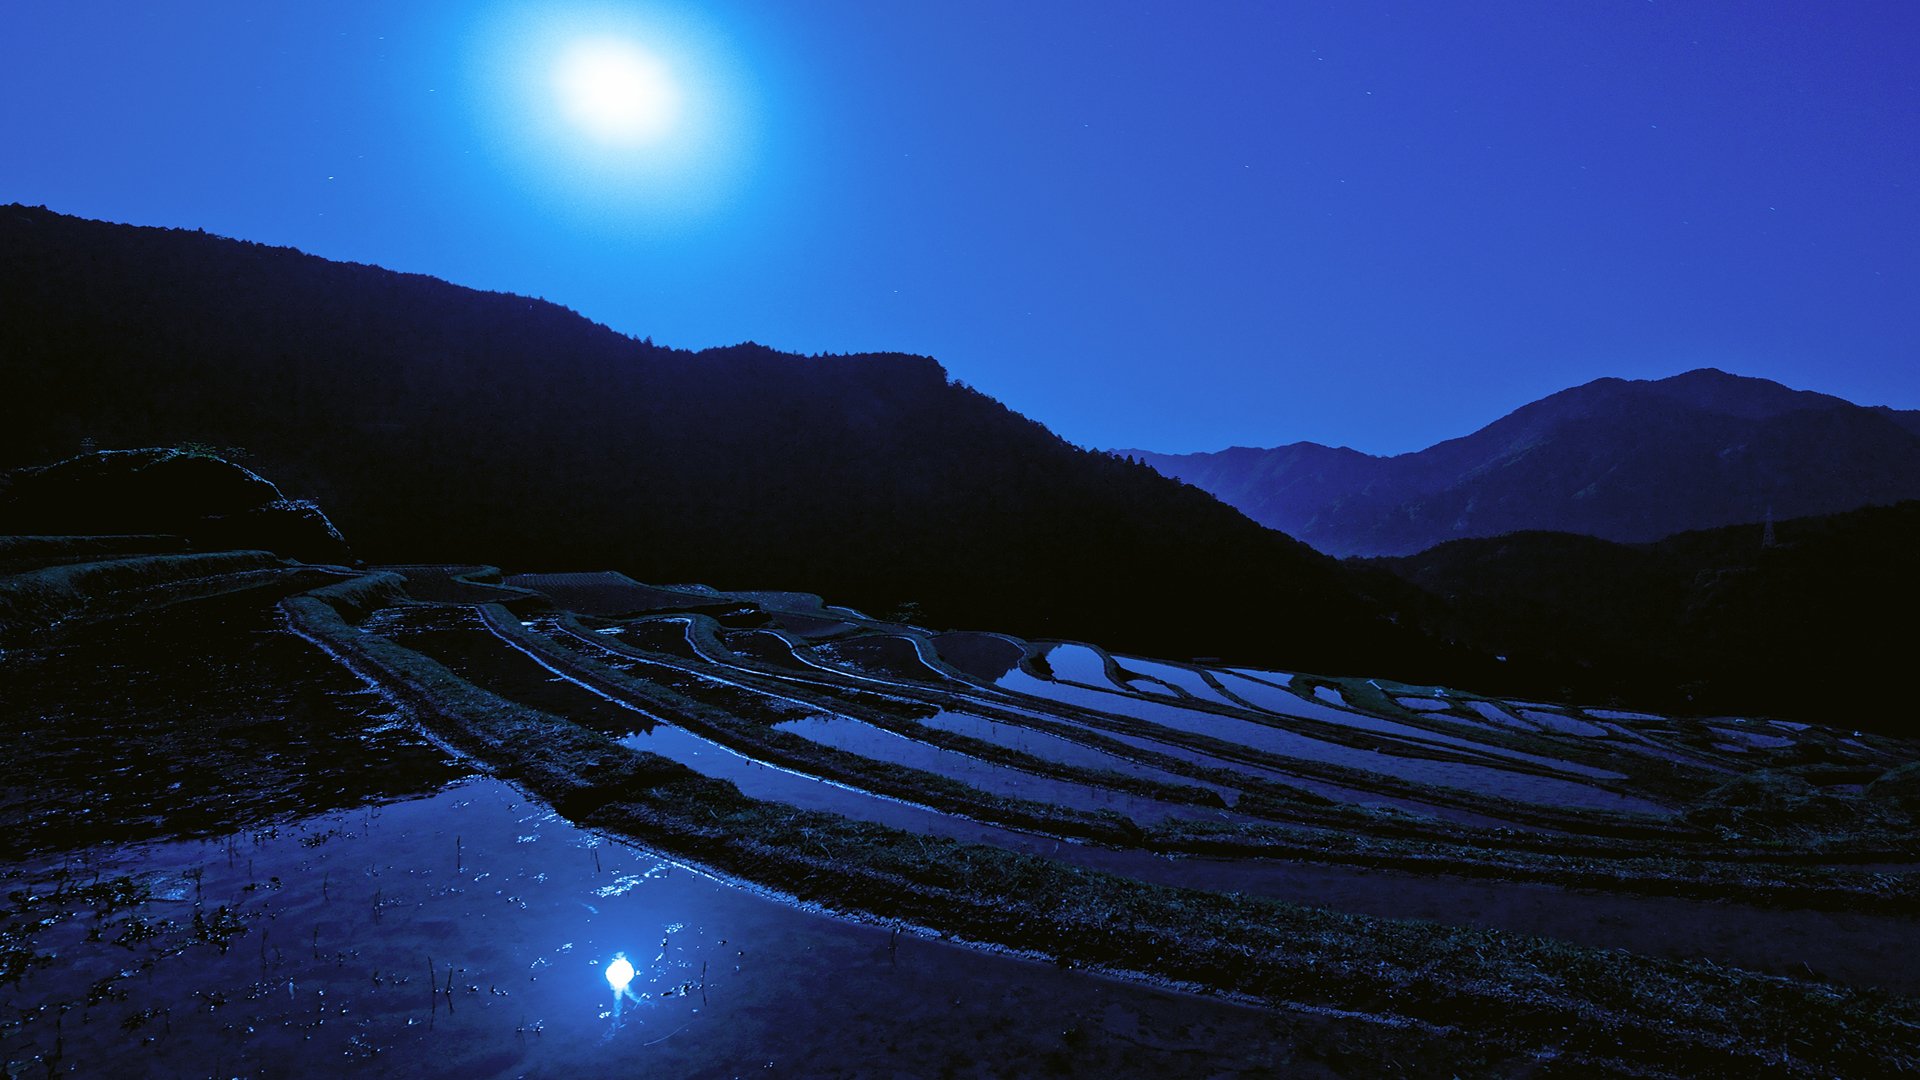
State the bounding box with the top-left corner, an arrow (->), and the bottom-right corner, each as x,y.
1,779 -> 1329,1078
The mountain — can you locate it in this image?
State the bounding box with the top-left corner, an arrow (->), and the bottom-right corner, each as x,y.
1367,501 -> 1920,730
1122,370 -> 1920,557
0,204 -> 1476,678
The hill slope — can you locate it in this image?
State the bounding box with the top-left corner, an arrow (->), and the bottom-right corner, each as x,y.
1368,501 -> 1920,730
0,204 -> 1469,676
1125,370 -> 1920,556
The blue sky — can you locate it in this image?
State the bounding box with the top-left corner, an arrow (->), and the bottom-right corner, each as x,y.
4,2 -> 1916,454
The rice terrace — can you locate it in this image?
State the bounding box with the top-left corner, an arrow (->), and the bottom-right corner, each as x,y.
5,523 -> 1918,1076
6,3 -> 1920,1077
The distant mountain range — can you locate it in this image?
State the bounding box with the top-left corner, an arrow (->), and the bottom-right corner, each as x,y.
1121,370 -> 1920,557
0,204 -> 1471,678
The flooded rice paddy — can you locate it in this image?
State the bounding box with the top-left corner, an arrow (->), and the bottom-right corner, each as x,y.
991,670 -> 1664,814
1040,644 -> 1128,690
4,778 -> 1344,1078
8,558 -> 1920,1077
1114,658 -> 1243,708
909,709 -> 1218,794
771,715 -> 1239,826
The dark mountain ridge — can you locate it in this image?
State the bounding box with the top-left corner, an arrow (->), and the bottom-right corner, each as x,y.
1124,369 -> 1920,557
1369,500 -> 1920,730
0,204 -> 1472,678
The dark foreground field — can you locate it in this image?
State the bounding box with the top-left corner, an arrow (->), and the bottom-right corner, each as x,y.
4,547 -> 1918,1077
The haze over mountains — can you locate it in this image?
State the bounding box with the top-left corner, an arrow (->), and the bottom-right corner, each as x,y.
1123,370 -> 1920,557
0,204 -> 1464,678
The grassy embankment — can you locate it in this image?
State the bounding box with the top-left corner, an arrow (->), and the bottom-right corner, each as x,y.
0,549 -> 292,642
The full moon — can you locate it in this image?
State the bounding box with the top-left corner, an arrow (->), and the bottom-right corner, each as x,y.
474,5 -> 752,220
552,38 -> 681,147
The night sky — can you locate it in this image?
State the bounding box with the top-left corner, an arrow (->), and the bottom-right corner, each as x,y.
4,2 -> 1916,454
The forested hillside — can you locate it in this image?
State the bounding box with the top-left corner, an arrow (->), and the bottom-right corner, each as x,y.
0,204 -> 1472,677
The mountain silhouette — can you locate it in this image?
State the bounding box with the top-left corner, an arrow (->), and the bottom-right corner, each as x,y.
1123,370 -> 1920,556
1369,500 -> 1920,730
0,204 -> 1473,678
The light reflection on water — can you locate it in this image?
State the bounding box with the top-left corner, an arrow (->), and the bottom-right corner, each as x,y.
3,780 -> 709,1075
603,952 -> 639,1020
1043,643 -> 1127,690
993,669 -> 1668,815
2,777 -> 1299,1077
771,714 -> 1242,825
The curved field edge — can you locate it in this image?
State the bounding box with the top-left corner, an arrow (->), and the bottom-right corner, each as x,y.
19,553 -> 1908,913
281,580 -> 1920,1079
478,608 -> 1210,840
538,612 -> 1919,912
0,550 -> 293,641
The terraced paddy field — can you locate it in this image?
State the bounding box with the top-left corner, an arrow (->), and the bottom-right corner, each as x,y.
5,545 -> 1920,1076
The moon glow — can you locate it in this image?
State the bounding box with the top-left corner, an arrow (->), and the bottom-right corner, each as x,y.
553,38 -> 681,147
469,4 -> 757,224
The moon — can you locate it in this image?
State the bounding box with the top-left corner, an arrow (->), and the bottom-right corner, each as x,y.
471,5 -> 754,222
552,38 -> 681,147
